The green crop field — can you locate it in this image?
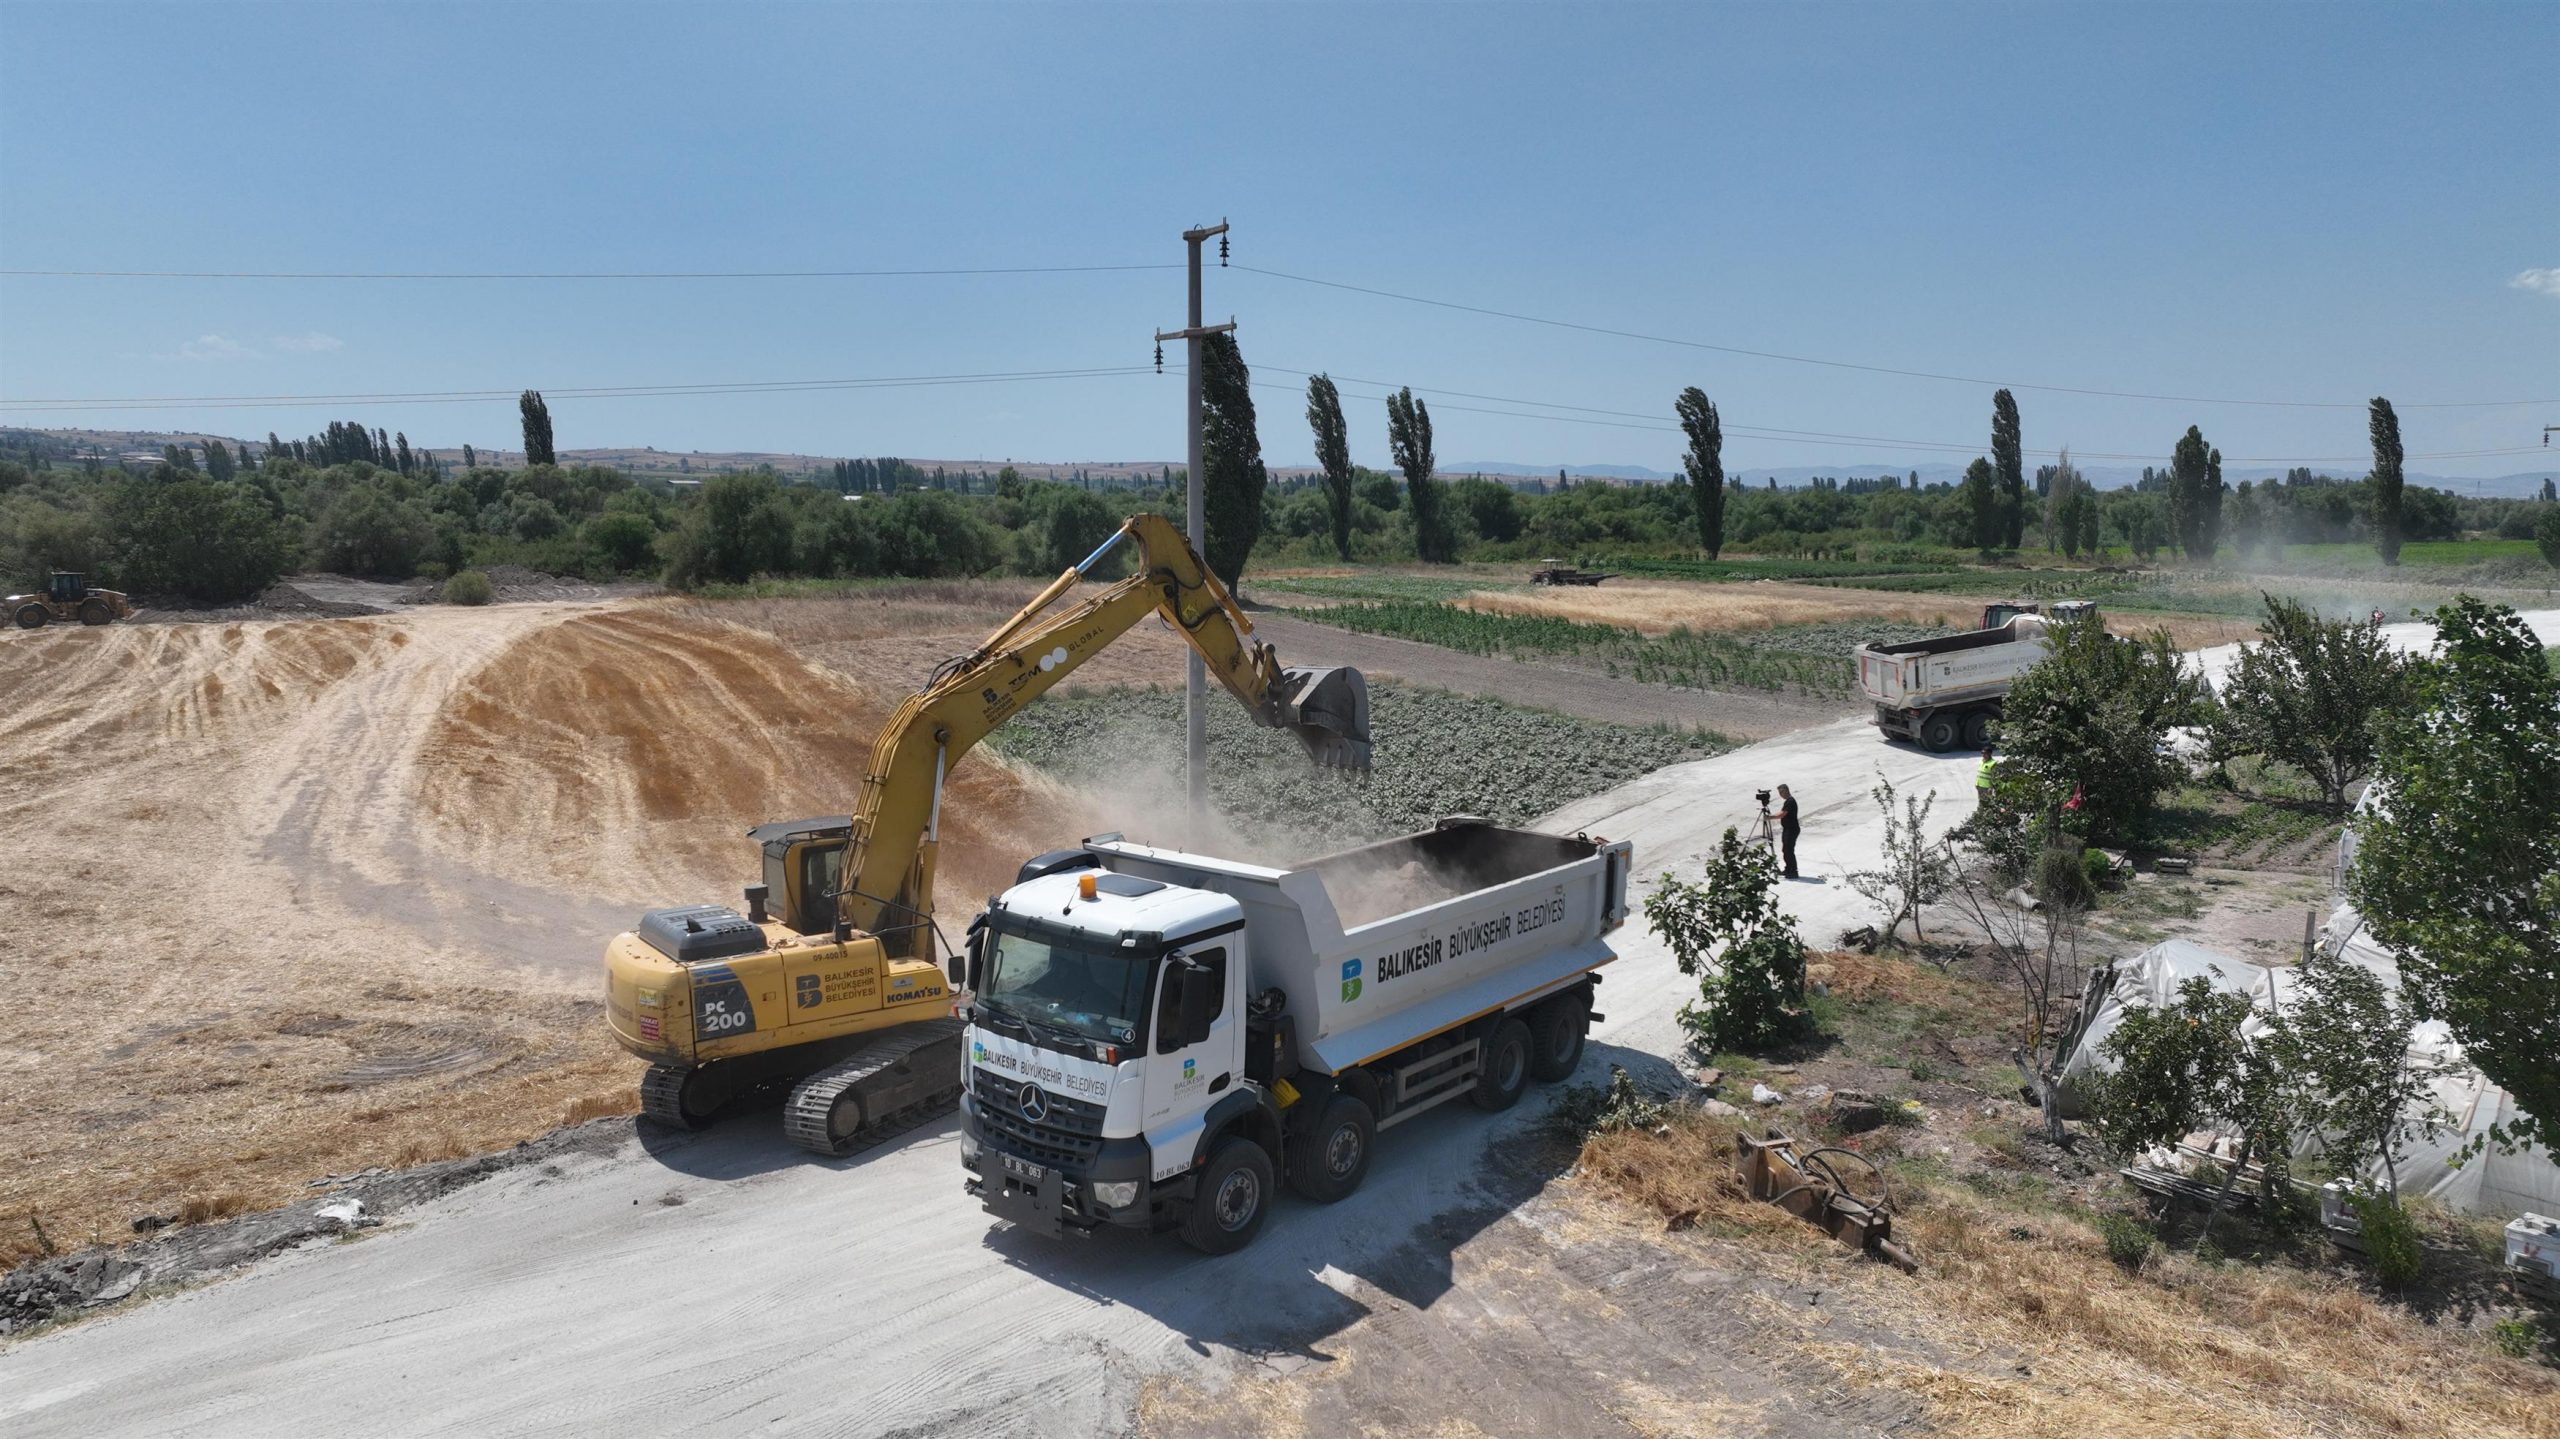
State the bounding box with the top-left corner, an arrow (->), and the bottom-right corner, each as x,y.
1287,598 -> 1954,694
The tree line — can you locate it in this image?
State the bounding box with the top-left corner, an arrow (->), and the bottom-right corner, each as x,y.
7,371 -> 2554,601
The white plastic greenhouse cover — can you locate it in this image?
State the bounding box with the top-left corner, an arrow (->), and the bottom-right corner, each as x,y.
2055,918 -> 2560,1219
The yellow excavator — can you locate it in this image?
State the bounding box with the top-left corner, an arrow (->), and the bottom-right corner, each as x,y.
603,513 -> 1370,1153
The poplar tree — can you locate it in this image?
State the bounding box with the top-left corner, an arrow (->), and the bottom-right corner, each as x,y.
1198,333 -> 1266,588
1992,389 -> 2025,549
1676,387 -> 1726,559
1387,388 -> 1450,561
2369,397 -> 2404,566
1305,373 -> 1354,561
520,390 -> 556,467
1960,457 -> 2000,549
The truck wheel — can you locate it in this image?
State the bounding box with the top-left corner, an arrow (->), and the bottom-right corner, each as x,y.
1470,1019 -> 1532,1112
1962,710 -> 1993,751
14,605 -> 47,630
1919,712 -> 1960,752
1526,991 -> 1589,1082
78,599 -> 112,626
1286,1094 -> 1376,1203
1180,1137 -> 1275,1255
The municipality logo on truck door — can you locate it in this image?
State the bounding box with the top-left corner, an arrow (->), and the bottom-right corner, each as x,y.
1340,958 -> 1363,1003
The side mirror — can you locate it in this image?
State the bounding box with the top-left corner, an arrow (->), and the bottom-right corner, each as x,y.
961,923 -> 987,993
1175,959 -> 1216,1047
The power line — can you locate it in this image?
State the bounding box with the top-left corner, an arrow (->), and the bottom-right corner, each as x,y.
0,263 -> 1178,280
1234,264 -> 2554,412
0,366 -> 1156,413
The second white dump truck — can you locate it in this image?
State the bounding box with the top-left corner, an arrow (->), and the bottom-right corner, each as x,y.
957,818 -> 1633,1253
1853,600 -> 2095,751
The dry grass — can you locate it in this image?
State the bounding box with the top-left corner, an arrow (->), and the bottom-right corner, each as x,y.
1460,578 -> 2258,651
173,1193 -> 248,1226
1568,1110 -> 2560,1439
1460,580 -> 1970,635
560,1092 -> 633,1127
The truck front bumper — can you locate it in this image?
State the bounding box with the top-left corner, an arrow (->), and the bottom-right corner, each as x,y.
960,1093 -> 1162,1238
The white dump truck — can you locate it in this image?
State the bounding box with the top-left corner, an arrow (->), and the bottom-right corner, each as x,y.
956,818 -> 1633,1253
1853,600 -> 2095,751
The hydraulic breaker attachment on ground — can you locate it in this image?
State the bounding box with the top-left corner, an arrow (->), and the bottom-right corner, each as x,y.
1734,1130 -> 1918,1273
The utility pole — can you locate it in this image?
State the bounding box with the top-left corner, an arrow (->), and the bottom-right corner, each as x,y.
1155,220 -> 1234,832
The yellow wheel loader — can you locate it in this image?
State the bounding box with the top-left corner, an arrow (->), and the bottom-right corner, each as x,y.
604,513 -> 1370,1154
8,572 -> 133,629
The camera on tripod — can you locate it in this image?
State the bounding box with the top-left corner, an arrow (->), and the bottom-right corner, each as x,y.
1753,788 -> 1772,810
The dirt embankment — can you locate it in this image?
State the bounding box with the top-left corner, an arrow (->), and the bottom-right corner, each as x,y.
0,594 -> 1111,1263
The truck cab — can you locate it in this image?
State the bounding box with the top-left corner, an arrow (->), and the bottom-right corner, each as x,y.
960,865 -> 1262,1248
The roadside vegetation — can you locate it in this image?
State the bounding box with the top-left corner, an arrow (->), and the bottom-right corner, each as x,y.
1599,591 -> 2560,1417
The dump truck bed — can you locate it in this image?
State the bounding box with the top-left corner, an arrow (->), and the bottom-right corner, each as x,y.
1854,616 -> 2049,711
1082,819 -> 1630,1075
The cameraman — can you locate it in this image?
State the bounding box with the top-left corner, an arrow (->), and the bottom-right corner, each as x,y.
1776,783 -> 1801,879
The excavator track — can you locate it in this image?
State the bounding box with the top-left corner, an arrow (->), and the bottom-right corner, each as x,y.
639,1062 -> 712,1130
781,1017 -> 968,1157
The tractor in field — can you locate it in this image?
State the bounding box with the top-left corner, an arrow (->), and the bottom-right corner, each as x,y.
1529,561 -> 1617,586
9,572 -> 134,629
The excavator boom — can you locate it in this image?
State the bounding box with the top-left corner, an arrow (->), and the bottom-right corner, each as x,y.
602,512 -> 1371,1154
833,512 -> 1369,944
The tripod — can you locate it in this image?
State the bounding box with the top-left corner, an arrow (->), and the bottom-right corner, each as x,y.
1750,802 -> 1778,854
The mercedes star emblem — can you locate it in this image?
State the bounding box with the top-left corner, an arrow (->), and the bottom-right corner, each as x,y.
1017,1081 -> 1048,1122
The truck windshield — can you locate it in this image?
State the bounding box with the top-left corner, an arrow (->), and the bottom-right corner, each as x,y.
979,930 -> 1151,1048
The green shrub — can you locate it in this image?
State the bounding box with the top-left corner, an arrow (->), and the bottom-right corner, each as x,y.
309,481 -> 434,577
2035,842 -> 2097,910
2081,846 -> 2114,893
1647,830 -> 1811,1054
2096,1212 -> 2155,1270
443,570 -> 494,606
2491,1316 -> 2540,1359
2346,1189 -> 2423,1290
99,476 -> 296,602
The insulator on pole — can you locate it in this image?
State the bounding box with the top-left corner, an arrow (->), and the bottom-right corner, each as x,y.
1218,234 -> 1229,266
1154,342 -> 1164,374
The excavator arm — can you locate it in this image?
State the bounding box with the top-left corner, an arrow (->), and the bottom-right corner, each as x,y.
835,512 -> 1369,948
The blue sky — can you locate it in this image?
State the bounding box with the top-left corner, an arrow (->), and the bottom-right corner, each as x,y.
2,0 -> 2552,477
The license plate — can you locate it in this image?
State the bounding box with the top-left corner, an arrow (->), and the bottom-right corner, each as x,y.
1002,1155 -> 1047,1183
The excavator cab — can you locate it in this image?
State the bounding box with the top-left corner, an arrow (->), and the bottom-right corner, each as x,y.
750,817 -> 852,935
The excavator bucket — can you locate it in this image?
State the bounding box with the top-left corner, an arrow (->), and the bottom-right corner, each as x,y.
1280,666 -> 1372,770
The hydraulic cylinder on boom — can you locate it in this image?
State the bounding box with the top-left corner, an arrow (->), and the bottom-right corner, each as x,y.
602,513 -> 1370,1154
